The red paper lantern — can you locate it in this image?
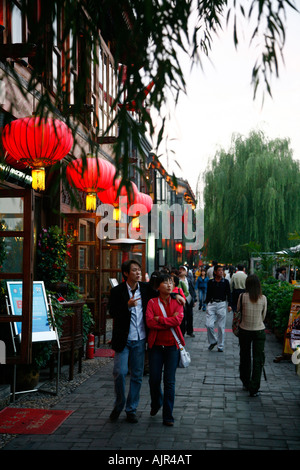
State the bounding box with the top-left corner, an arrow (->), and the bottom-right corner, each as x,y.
128,192 -> 153,234
175,242 -> 183,254
124,191 -> 153,221
2,116 -> 73,190
98,179 -> 139,220
66,155 -> 116,211
132,192 -> 153,215
98,178 -> 138,206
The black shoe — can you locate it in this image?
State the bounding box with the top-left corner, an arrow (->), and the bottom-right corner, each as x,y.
126,413 -> 138,423
217,347 -> 223,352
208,342 -> 217,351
109,408 -> 121,421
163,421 -> 174,426
188,333 -> 195,337
150,407 -> 160,416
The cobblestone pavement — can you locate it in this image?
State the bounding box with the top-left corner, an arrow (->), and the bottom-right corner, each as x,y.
1,303 -> 300,453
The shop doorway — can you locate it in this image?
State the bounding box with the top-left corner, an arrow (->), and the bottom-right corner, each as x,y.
64,214 -> 107,343
63,214 -> 146,345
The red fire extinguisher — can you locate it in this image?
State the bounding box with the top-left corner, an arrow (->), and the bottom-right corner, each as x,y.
86,333 -> 94,359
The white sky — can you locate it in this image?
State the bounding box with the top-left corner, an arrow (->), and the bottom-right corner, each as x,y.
153,5 -> 300,204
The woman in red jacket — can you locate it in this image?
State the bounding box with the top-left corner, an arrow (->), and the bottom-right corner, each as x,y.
146,273 -> 184,426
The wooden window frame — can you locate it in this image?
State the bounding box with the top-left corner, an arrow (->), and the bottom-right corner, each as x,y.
0,188 -> 34,365
98,40 -> 118,137
51,3 -> 62,95
10,0 -> 27,44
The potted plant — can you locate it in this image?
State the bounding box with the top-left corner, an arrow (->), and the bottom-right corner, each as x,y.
35,226 -> 94,372
15,342 -> 53,391
36,226 -> 73,290
261,276 -> 294,340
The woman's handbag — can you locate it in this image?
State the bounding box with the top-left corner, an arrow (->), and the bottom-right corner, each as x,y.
178,346 -> 191,368
158,299 -> 191,368
232,294 -> 243,337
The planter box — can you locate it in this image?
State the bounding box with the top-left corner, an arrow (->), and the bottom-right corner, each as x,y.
16,365 -> 39,392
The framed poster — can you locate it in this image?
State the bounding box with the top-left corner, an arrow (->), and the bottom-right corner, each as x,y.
7,281 -> 57,342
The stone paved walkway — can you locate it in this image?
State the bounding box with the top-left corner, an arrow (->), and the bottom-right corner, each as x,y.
2,303 -> 300,453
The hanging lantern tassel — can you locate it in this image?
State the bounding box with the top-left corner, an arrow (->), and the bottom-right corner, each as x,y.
31,167 -> 45,191
86,193 -> 97,211
113,207 -> 121,221
131,216 -> 140,230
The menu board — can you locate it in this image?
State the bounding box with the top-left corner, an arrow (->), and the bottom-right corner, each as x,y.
7,281 -> 57,342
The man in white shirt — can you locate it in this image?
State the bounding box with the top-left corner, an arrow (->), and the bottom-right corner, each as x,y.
178,265 -> 196,337
207,261 -> 218,280
109,260 -> 150,423
230,265 -> 247,312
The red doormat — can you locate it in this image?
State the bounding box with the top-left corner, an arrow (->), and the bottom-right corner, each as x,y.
94,348 -> 115,357
0,407 -> 74,435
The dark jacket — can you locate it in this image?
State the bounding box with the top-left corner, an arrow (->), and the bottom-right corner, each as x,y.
188,278 -> 197,304
206,277 -> 232,307
195,276 -> 209,291
108,281 -> 157,352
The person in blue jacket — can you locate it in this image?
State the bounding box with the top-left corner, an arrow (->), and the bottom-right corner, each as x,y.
195,268 -> 209,311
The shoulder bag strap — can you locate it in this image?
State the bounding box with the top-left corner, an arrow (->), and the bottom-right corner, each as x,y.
158,298 -> 182,348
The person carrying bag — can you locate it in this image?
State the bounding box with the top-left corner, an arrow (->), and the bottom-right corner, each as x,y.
146,273 -> 185,426
159,299 -> 191,368
236,274 -> 267,397
232,294 -> 243,337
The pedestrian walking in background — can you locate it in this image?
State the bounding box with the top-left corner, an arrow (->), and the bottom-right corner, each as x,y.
225,265 -> 235,281
237,274 -> 267,397
171,272 -> 186,300
178,265 -> 196,337
171,268 -> 189,298
146,273 -> 184,426
185,264 -> 194,283
195,268 -> 209,311
205,265 -> 232,352
207,260 -> 218,280
278,267 -> 287,282
230,264 -> 247,312
194,267 -> 202,281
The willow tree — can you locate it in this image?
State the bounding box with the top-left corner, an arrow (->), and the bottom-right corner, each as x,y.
203,131 -> 300,262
